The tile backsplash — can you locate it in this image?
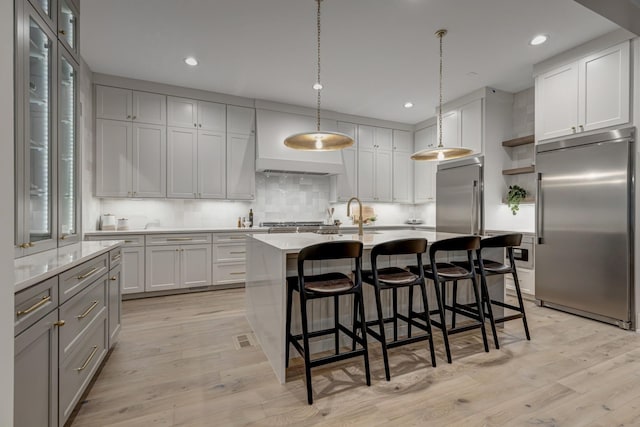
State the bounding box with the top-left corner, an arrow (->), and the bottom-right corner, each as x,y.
91,174 -> 435,230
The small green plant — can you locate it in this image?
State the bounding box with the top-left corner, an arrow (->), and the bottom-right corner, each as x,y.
507,185 -> 527,215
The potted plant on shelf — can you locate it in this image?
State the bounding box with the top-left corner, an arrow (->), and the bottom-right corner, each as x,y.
507,185 -> 527,215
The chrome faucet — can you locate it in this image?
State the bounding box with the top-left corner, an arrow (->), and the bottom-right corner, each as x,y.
347,197 -> 363,237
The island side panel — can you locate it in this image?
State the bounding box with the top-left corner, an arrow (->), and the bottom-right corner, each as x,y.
245,237 -> 288,383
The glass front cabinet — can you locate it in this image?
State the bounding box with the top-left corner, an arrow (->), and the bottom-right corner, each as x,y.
15,0 -> 80,257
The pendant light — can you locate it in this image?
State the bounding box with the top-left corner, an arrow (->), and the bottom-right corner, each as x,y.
411,29 -> 473,161
284,0 -> 354,151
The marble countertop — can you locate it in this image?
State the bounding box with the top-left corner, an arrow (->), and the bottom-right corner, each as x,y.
14,240 -> 124,293
249,229 -> 464,254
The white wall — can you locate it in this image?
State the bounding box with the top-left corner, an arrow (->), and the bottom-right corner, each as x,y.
0,0 -> 15,423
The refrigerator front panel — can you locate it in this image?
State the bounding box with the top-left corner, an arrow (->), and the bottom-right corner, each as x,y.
436,163 -> 482,234
536,139 -> 631,322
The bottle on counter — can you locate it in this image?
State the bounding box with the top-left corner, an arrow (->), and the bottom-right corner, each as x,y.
237,217 -> 242,228
249,209 -> 254,228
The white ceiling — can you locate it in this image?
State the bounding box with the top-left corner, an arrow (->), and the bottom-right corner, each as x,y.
80,0 -> 618,124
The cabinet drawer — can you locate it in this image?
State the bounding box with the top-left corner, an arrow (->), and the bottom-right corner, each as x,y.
212,233 -> 249,243
146,233 -> 212,246
214,262 -> 246,284
86,234 -> 144,247
214,243 -> 246,262
59,275 -> 108,362
109,247 -> 122,269
59,254 -> 108,303
59,311 -> 108,426
15,276 -> 58,336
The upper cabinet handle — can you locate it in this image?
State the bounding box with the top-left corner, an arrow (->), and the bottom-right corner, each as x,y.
571,126 -> 576,133
127,115 -> 131,119
579,125 -> 584,131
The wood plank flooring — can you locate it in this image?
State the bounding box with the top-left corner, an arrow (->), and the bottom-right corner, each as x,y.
70,289 -> 640,426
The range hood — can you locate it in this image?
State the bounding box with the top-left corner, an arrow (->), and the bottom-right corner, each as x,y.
255,109 -> 344,175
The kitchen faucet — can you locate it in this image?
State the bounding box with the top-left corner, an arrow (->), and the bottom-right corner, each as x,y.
347,197 -> 363,237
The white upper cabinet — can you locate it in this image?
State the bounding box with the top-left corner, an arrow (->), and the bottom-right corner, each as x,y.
96,86 -> 166,125
536,40 -> 630,142
459,99 -> 483,154
131,123 -> 166,197
392,130 -> 413,204
96,119 -> 131,198
198,101 -> 226,132
227,105 -> 256,135
439,110 -> 459,149
414,125 -> 437,203
375,127 -> 393,150
227,132 -> 255,200
132,91 -> 167,125
333,122 -> 358,202
167,127 -> 198,198
167,96 -> 198,129
198,130 -> 226,199
374,149 -> 393,202
357,125 -> 393,202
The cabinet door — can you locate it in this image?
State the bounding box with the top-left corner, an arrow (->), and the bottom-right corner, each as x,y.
181,244 -> 212,288
197,101 -> 226,132
439,110 -> 459,148
132,123 -> 166,197
57,0 -> 78,60
14,309 -> 58,427
121,246 -> 145,294
145,245 -> 181,291
96,119 -> 132,197
95,86 -> 132,121
197,130 -> 226,199
374,127 -> 393,150
29,0 -> 57,31
375,149 -> 393,202
167,96 -> 198,129
336,148 -> 357,201
393,150 -> 413,203
414,125 -> 437,203
357,147 -> 375,201
579,41 -> 630,132
226,133 -> 255,200
459,99 -> 483,154
108,264 -> 122,348
227,105 -> 255,135
536,63 -> 579,141
132,91 -> 166,125
393,129 -> 413,152
167,127 -> 197,198
357,125 -> 375,150
58,46 -> 79,245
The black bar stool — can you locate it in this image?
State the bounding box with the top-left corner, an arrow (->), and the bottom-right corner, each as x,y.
359,238 -> 436,381
409,235 -> 489,363
285,240 -> 370,405
452,233 -> 531,348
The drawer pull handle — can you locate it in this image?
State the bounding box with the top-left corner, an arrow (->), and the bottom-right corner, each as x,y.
77,267 -> 99,280
76,346 -> 98,372
167,237 -> 193,241
53,320 -> 66,327
228,237 -> 244,240
77,301 -> 99,319
110,276 -> 117,281
230,251 -> 246,255
111,254 -> 121,261
16,295 -> 51,317
230,272 -> 245,275
124,240 -> 134,243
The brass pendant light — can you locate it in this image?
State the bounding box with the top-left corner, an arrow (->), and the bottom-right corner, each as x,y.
411,29 -> 473,161
284,0 -> 354,151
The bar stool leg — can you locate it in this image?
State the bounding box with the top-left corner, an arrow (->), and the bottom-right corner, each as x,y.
479,271 -> 500,349
418,281 -> 436,368
392,288 -> 399,342
432,279 -> 452,363
351,295 -> 358,351
357,289 -> 372,386
334,295 -> 340,355
470,273 -> 489,353
451,281 -> 458,329
512,268 -> 531,340
374,286 -> 391,381
407,285 -> 414,338
299,295 -> 314,404
285,284 -> 293,368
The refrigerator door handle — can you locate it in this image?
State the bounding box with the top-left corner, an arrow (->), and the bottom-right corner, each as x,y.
472,180 -> 478,235
537,173 -> 543,244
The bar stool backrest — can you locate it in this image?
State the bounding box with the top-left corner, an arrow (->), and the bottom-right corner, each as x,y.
298,240 -> 364,262
480,233 -> 522,249
429,235 -> 481,259
371,238 -> 427,277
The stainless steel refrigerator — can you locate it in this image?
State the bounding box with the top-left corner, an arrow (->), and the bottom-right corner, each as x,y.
436,156 -> 484,234
536,128 -> 635,329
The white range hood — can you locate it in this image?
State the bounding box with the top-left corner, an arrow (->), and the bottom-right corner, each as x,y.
255,109 -> 344,175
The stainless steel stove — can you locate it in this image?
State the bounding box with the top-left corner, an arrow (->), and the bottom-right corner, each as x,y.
261,221 -> 339,234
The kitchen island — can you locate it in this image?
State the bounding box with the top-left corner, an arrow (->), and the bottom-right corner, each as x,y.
245,230 -> 504,383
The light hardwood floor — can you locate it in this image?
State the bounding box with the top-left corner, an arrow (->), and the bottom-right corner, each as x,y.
70,289 -> 640,426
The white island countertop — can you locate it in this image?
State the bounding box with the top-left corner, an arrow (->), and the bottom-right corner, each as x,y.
14,240 -> 123,293
250,229 -> 461,254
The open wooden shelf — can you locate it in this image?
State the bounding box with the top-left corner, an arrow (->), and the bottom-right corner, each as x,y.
502,134 -> 535,147
502,165 -> 535,175
502,196 -> 535,204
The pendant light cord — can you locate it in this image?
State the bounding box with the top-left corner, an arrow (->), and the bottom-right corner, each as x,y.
316,0 -> 322,132
437,29 -> 445,149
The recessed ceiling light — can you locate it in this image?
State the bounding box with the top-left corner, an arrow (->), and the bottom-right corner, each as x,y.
184,57 -> 198,66
312,82 -> 323,90
404,102 -> 414,109
529,34 -> 549,46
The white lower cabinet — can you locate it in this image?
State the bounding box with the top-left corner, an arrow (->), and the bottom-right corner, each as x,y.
182,244 -> 213,288
146,243 -> 212,291
121,246 -> 145,294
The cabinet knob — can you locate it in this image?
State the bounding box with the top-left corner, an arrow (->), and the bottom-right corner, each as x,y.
58,29 -> 66,35
579,125 -> 584,132
127,115 -> 131,119
199,124 -> 202,128
53,320 -> 66,327
132,115 -> 137,120
194,123 -> 197,127
19,243 -> 29,249
571,126 -> 576,133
